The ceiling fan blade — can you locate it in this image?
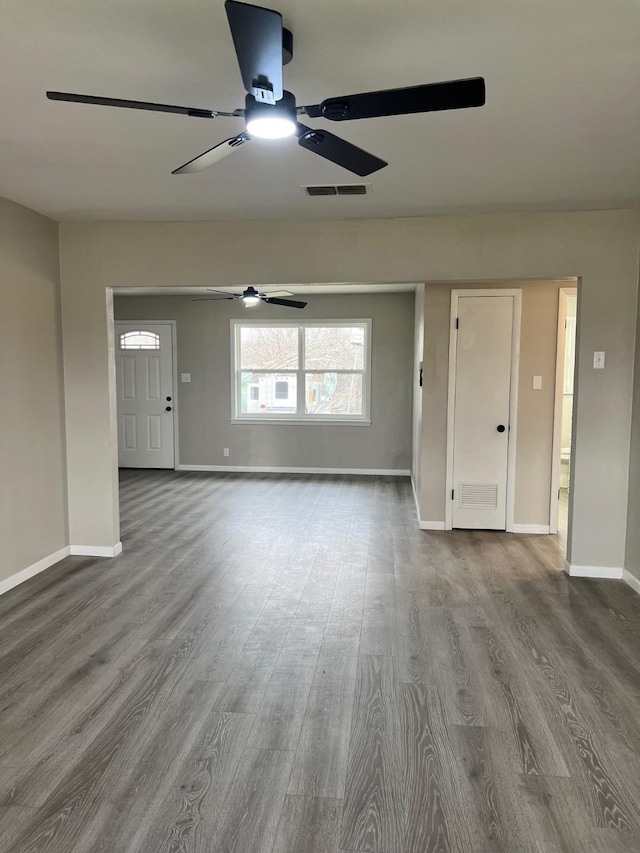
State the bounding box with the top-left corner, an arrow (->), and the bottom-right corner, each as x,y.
225,0 -> 283,104
296,123 -> 387,177
191,297 -> 236,301
206,289 -> 243,296
46,91 -> 218,119
263,296 -> 307,309
172,135 -> 250,174
303,77 -> 485,121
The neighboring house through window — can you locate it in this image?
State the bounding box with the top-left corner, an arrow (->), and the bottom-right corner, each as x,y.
231,320 -> 371,423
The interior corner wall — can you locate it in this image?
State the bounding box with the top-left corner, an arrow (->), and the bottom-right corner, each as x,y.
411,284 -> 425,511
0,196 -> 68,586
113,291 -> 414,471
420,279 -> 568,529
58,210 -> 640,570
624,268 -> 640,586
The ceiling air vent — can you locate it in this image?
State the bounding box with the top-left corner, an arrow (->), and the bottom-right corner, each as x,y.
303,184 -> 370,197
305,185 -> 337,196
337,184 -> 367,195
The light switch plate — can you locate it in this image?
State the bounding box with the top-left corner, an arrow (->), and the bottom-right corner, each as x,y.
593,352 -> 605,369
533,375 -> 542,390
181,373 -> 191,383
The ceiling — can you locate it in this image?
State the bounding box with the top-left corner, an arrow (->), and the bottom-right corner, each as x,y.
1,0 -> 639,222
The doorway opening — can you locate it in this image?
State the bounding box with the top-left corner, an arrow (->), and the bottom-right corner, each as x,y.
550,288 -> 578,549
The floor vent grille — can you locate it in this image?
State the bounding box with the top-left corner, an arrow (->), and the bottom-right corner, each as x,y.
303,184 -> 369,197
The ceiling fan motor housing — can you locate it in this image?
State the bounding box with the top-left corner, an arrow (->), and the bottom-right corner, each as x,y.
245,89 -> 296,129
282,27 -> 293,65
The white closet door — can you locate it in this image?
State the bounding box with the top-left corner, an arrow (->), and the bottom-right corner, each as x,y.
452,296 -> 514,529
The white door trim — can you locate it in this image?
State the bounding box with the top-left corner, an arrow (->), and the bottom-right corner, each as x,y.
549,287 -> 577,536
445,289 -> 522,532
114,320 -> 179,469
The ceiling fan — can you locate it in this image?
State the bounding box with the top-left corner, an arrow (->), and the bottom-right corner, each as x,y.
193,286 -> 307,309
46,0 -> 485,178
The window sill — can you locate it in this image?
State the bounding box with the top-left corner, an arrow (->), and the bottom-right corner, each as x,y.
231,418 -> 372,426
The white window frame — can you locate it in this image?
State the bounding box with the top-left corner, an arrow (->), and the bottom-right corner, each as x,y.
231,319 -> 372,425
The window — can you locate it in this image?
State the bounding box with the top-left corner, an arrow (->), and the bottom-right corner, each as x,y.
232,320 -> 371,423
119,330 -> 160,350
275,381 -> 289,399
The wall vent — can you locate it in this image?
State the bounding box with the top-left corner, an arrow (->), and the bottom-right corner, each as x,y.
303,184 -> 370,197
459,483 -> 499,509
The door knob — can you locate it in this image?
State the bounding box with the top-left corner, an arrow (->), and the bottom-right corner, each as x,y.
497,424 -> 506,433
165,406 -> 172,412
166,396 -> 172,402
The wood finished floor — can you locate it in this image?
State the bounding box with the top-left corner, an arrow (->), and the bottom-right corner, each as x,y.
1,470 -> 639,852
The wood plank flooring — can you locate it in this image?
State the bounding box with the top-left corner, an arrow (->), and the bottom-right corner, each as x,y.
1,470 -> 640,852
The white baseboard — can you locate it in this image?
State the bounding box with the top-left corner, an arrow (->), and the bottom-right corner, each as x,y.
410,478 -> 444,531
564,561 -> 624,579
0,541 -> 124,597
177,464 -> 410,476
512,524 -> 551,534
70,542 -> 123,558
0,546 -> 71,596
622,569 -> 640,595
411,476 -> 420,520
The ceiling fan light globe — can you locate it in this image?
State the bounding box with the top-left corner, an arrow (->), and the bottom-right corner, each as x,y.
246,116 -> 296,139
242,294 -> 261,306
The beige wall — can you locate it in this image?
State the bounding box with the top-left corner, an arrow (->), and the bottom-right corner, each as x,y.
411,284 -> 425,499
419,280 -> 568,528
625,278 -> 640,586
58,210 -> 640,569
114,292 -> 414,471
0,196 -> 67,584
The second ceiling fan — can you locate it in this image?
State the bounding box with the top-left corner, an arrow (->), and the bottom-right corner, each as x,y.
47,0 -> 486,178
193,286 -> 307,309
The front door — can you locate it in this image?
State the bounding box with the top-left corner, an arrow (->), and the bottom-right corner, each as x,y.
451,295 -> 515,529
115,322 -> 175,468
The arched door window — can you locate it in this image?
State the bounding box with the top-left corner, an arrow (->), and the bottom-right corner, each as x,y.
119,331 -> 160,350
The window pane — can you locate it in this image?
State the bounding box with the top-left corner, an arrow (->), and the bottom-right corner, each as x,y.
240,327 -> 298,369
275,381 -> 289,399
304,326 -> 365,370
305,373 -> 363,415
241,372 -> 297,414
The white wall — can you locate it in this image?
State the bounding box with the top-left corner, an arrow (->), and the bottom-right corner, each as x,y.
58,210 -> 640,570
561,295 -> 578,450
0,196 -> 68,586
114,291 -> 414,471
